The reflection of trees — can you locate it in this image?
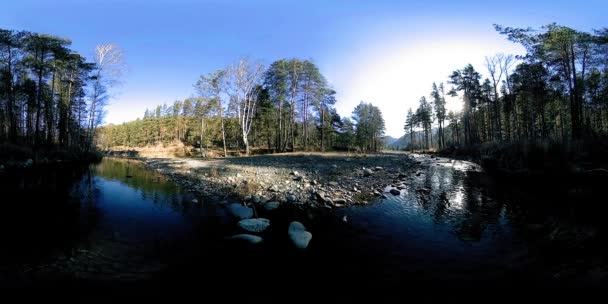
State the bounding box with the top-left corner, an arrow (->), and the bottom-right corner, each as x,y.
0,165 -> 102,264
93,159 -> 179,194
95,159 -> 202,221
414,165 -> 506,242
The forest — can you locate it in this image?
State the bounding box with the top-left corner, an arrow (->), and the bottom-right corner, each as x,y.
96,59 -> 386,155
3,23 -> 608,169
0,28 -> 122,162
2,0 -> 608,290
402,24 -> 608,171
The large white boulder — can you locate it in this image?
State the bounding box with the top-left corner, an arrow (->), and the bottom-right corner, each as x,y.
288,221 -> 312,249
228,203 -> 254,219
238,218 -> 270,233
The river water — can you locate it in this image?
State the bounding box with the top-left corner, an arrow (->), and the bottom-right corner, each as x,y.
0,157 -> 604,290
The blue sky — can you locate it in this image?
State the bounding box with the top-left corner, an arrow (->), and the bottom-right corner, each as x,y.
2,0 -> 606,137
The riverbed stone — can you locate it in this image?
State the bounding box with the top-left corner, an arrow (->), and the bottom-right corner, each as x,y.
264,201 -> 280,210
228,203 -> 254,219
228,234 -> 263,244
390,189 -> 401,195
287,194 -> 297,202
333,198 -> 347,204
363,168 -> 373,177
288,221 -> 312,249
238,218 -> 270,233
315,191 -> 326,201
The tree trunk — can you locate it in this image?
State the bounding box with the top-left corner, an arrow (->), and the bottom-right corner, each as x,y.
34,49 -> 44,149
200,116 -> 204,156
220,106 -> 227,157
243,132 -> 249,155
277,101 -> 282,151
320,106 -> 325,152
6,44 -> 17,141
47,64 -> 56,144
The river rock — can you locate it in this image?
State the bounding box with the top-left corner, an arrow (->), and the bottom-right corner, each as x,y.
375,166 -> 384,171
363,168 -> 373,177
252,195 -> 261,204
264,201 -> 280,210
333,198 -> 347,204
288,221 -> 312,249
228,234 -> 263,244
390,189 -> 401,195
228,203 -> 254,219
315,191 -> 326,201
238,218 -> 270,233
328,181 -> 339,187
291,171 -> 299,176
287,194 -> 297,202
191,198 -> 199,204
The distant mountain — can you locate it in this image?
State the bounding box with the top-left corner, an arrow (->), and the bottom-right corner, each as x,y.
383,136 -> 400,146
386,128 -> 439,150
386,134 -> 410,150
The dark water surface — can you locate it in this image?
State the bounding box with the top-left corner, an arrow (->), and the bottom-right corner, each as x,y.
0,157 -> 604,291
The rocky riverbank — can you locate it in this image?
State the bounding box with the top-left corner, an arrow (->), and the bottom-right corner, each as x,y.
117,152 -> 425,212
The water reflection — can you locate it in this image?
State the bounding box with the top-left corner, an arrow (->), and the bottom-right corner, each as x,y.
405,157 -> 507,242
0,158 -> 211,283
0,156 -> 581,287
0,164 -> 101,268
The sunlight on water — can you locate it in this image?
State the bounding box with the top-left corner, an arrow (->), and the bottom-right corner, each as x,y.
449,187 -> 465,210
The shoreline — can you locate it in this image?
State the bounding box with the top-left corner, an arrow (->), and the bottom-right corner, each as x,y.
105,152 -> 425,210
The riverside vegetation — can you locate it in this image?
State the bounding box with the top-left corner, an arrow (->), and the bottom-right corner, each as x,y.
1,22 -> 608,288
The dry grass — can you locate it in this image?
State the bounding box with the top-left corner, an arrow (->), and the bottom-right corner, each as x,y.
235,179 -> 260,198
108,143 -> 191,158
209,167 -> 219,178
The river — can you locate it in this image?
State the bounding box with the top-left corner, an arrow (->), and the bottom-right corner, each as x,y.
0,157 -> 604,290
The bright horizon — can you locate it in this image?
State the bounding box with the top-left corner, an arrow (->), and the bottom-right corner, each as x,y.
2,0 -> 606,137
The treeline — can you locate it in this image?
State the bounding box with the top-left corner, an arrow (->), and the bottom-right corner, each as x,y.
0,28 -> 122,160
405,24 -> 608,152
97,58 -> 386,155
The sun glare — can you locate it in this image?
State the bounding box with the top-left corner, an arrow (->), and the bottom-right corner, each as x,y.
334,32 -> 525,137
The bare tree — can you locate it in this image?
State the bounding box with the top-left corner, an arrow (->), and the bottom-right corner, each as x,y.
196,70 -> 227,157
224,58 -> 264,155
485,54 -> 506,140
87,43 -> 124,149
498,54 -> 515,94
